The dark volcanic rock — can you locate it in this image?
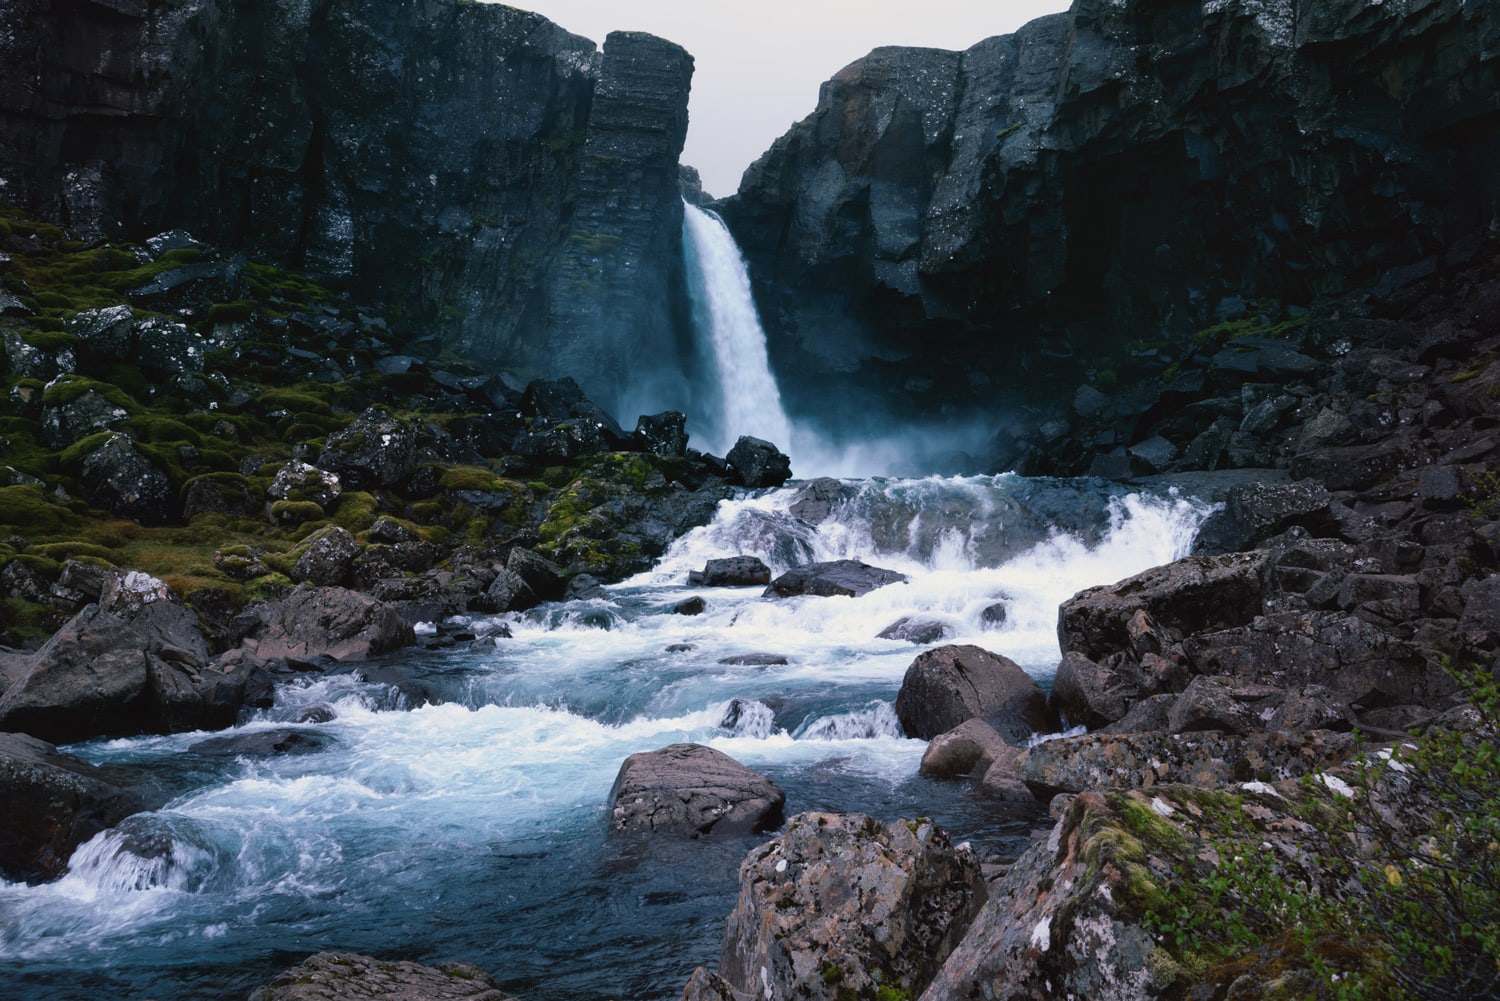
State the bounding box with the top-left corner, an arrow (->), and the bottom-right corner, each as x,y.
763,560 -> 908,598
0,572 -> 253,743
0,4 -> 694,409
316,408 -> 419,491
634,411 -> 689,457
76,433 -> 174,525
687,556 -> 772,587
877,616 -> 953,645
606,743 -> 785,838
249,952 -> 513,1001
233,586 -> 415,666
721,0 -> 1500,430
0,731 -> 145,882
894,644 -> 1054,742
712,812 -> 985,1001
724,436 -> 792,488
290,527 -> 360,588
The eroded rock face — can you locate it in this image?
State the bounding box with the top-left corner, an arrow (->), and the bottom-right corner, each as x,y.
249,952 -> 513,1001
0,731 -> 145,882
714,812 -> 986,1001
0,3 -> 694,408
722,0 -> 1500,424
607,742 -> 785,838
894,644 -> 1054,742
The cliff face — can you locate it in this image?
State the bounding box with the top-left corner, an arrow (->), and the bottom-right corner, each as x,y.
0,0 -> 693,413
723,0 -> 1500,421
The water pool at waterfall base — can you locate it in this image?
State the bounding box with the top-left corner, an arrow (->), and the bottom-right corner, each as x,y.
0,476 -> 1214,1001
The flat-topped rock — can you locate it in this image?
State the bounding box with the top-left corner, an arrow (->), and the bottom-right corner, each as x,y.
763,559 -> 908,598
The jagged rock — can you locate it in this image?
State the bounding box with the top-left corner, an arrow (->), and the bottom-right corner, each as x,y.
76,433 -> 173,524
367,517 -> 418,545
65,305 -> 136,360
606,743 -> 785,838
1166,675 -> 1284,735
763,560 -> 908,598
1019,728 -> 1357,800
40,388 -> 130,448
0,731 -> 145,881
290,527 -> 360,588
678,968 -> 748,1001
506,547 -> 566,603
0,571 -> 252,742
634,411 -> 689,457
519,378 -> 628,444
878,616 -> 953,644
714,812 -> 985,1001
1194,478 -> 1335,553
3,331 -> 61,381
724,436 -> 791,488
687,556 -> 771,587
249,952 -> 513,1001
232,586 -> 415,666
894,644 -> 1053,742
316,408 -> 418,491
132,317 -> 205,375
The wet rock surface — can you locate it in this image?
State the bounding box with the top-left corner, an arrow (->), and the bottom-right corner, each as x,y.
607,743 -> 786,838
764,560 -> 908,599
894,644 -> 1054,743
249,952 -> 514,1001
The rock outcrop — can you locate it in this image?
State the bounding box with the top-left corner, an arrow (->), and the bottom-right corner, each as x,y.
723,0 -> 1500,428
701,812 -> 985,1001
0,1 -> 695,413
249,952 -> 514,1001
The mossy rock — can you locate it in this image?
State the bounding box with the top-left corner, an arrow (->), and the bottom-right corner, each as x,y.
269,499 -> 326,525
0,483 -> 85,536
332,491 -> 379,533
40,374 -> 139,412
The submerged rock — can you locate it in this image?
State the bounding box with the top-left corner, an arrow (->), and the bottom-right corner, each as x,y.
188,730 -> 328,757
0,731 -> 145,882
249,952 -> 513,1001
763,559 -> 908,598
607,743 -> 785,838
878,616 -> 952,644
711,812 -> 985,1001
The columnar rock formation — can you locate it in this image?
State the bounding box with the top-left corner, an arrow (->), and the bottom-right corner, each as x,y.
0,0 -> 694,412
722,0 -> 1500,422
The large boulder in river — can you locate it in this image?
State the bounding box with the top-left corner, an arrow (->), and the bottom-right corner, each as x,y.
724,435 -> 792,488
232,585 -> 415,665
764,559 -> 908,598
688,556 -> 771,587
0,571 -> 253,742
607,743 -> 785,838
0,731 -> 145,881
712,812 -> 985,1001
894,645 -> 1054,742
249,952 -> 514,1001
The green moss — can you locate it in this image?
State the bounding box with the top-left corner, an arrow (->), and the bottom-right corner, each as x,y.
40,374 -> 139,412
438,464 -> 508,492
333,491 -> 379,533
26,541 -> 119,564
20,329 -> 78,352
269,499 -> 326,525
0,484 -> 85,535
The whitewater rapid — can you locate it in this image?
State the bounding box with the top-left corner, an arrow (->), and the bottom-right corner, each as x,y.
0,475 -> 1214,1001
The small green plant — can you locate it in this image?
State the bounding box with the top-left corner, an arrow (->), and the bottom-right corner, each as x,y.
1460,469 -> 1500,521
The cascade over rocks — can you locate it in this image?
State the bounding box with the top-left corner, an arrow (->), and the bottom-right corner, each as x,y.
607,743 -> 785,838
700,812 -> 986,1001
0,731 -> 146,882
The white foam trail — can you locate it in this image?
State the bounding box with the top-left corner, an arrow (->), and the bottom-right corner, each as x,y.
682,201 -> 794,457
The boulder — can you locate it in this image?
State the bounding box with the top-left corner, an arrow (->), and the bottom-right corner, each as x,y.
687,556 -> 771,587
77,433 -> 173,524
266,460 -> 342,511
606,742 -> 785,838
290,527 -> 360,588
0,731 -> 145,881
877,616 -> 952,644
249,952 -> 513,1001
763,559 -> 908,598
506,547 -> 566,604
233,586 -> 415,666
724,435 -> 791,488
1050,650 -> 1135,730
1166,675 -> 1283,735
715,813 -> 985,1001
316,407 -> 419,491
894,645 -> 1054,742
634,411 -> 689,457
519,377 -> 628,445
673,596 -> 706,616
1194,479 -> 1335,553
0,572 -> 253,742
919,718 -> 1011,779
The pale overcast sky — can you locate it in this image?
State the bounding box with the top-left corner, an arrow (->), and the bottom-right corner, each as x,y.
509,1 -> 1072,197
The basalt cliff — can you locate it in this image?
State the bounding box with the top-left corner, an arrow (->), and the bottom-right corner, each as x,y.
722,0 -> 1500,443
0,0 -> 693,415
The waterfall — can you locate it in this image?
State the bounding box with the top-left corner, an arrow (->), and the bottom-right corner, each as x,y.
681,200 -> 794,458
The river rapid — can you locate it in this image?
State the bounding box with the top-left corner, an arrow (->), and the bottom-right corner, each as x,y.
0,474 -> 1212,1000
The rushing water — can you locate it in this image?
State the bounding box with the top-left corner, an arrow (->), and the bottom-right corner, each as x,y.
681,202 -> 795,458
0,476 -> 1213,1001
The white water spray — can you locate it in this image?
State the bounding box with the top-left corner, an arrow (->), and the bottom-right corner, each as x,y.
681,201 -> 794,458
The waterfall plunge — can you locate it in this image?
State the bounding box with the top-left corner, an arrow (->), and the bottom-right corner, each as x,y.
681,201 -> 794,458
